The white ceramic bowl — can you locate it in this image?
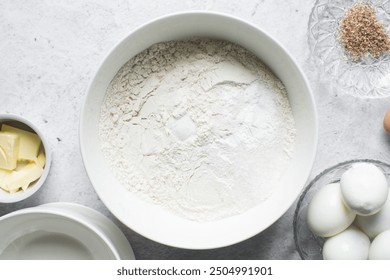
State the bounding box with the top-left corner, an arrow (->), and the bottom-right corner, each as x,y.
80,12 -> 318,249
0,114 -> 51,203
0,202 -> 135,259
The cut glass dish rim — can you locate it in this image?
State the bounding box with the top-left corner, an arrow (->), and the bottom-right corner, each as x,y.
308,0 -> 390,98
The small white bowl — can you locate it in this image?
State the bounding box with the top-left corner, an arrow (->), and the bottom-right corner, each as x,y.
0,202 -> 135,260
80,12 -> 318,249
0,114 -> 51,203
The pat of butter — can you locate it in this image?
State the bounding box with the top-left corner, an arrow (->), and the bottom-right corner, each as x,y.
1,125 -> 41,161
0,168 -> 12,192
0,168 -> 12,180
35,151 -> 46,168
0,132 -> 20,170
1,161 -> 43,192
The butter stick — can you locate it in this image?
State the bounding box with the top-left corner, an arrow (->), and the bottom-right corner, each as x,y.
1,125 -> 41,161
2,162 -> 43,192
0,132 -> 20,170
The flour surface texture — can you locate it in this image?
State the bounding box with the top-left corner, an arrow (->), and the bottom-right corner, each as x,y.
100,39 -> 296,222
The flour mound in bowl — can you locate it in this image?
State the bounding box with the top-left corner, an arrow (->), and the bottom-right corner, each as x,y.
99,39 -> 296,222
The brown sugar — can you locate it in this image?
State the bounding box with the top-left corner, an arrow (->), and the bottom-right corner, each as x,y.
339,3 -> 390,60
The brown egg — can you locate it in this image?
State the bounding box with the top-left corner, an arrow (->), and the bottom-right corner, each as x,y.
384,109 -> 390,133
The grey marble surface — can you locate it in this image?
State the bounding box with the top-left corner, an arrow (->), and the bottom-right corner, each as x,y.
1,0 -> 390,260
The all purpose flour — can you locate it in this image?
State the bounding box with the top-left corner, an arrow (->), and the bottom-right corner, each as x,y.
99,39 -> 296,222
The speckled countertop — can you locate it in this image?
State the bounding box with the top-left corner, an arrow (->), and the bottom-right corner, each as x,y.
1,0 -> 390,260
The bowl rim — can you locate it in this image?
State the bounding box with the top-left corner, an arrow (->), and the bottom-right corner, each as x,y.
293,158 -> 390,259
0,202 -> 132,259
0,113 -> 52,203
37,202 -> 135,259
80,11 -> 318,249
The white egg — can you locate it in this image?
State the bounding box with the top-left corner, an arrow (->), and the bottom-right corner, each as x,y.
323,226 -> 370,260
307,183 -> 355,237
357,192 -> 390,238
340,162 -> 388,216
322,226 -> 370,260
369,230 -> 390,259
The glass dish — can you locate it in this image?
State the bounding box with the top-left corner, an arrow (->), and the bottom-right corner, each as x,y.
308,0 -> 390,98
293,159 -> 390,260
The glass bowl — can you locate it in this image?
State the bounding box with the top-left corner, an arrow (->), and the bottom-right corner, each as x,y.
293,159 -> 390,260
308,0 -> 390,98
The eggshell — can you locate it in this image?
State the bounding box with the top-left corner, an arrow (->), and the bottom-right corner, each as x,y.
383,109 -> 390,134
307,183 -> 356,237
340,162 -> 388,216
323,226 -> 370,260
357,192 -> 390,238
368,230 -> 390,260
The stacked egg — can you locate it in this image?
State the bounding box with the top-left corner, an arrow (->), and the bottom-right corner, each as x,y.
307,162 -> 390,260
